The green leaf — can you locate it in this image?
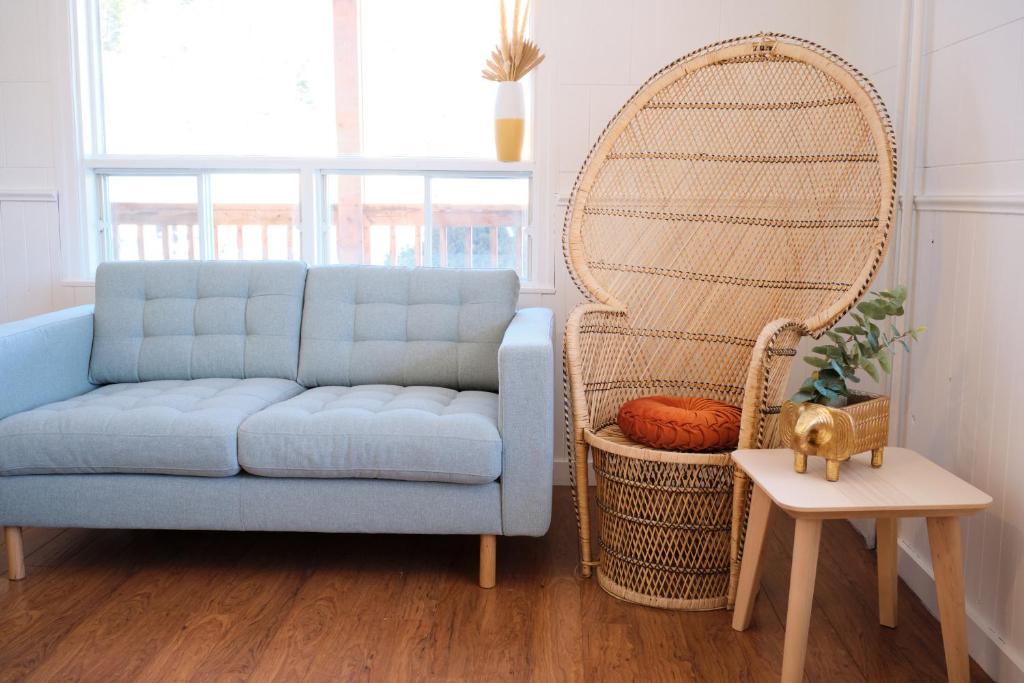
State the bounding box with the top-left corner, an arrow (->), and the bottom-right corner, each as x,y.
835,325 -> 864,336
851,312 -> 867,327
824,346 -> 844,359
829,359 -> 846,377
813,379 -> 841,401
878,349 -> 892,374
845,372 -> 861,383
861,359 -> 880,382
803,356 -> 829,368
867,329 -> 880,352
811,345 -> 831,355
825,330 -> 844,344
857,301 -> 886,320
791,391 -> 816,403
816,372 -> 845,391
857,341 -> 873,358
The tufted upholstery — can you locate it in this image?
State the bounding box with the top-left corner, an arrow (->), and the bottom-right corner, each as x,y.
89,260 -> 308,384
297,266 -> 519,391
238,385 -> 502,484
0,378 -> 303,476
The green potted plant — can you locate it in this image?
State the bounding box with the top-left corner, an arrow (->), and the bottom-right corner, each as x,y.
780,287 -> 926,481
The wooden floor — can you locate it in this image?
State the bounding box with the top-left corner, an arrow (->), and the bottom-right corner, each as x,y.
0,488 -> 992,682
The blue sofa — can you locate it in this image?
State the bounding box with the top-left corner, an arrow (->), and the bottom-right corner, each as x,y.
0,261 -> 554,587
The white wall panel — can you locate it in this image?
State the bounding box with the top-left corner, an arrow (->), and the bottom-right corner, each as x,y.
627,0 -> 720,84
927,0 -> 1024,53
923,20 -> 1024,168
0,199 -> 61,321
0,0 -> 48,82
0,82 -> 56,168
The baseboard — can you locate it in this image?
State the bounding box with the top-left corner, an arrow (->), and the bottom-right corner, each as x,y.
897,538 -> 1024,682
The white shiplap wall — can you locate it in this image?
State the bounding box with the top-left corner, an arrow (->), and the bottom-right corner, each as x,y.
0,0 -> 81,320
894,3 -> 1024,680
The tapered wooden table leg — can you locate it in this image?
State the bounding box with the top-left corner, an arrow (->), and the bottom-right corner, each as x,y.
479,534 -> 496,589
4,526 -> 25,581
781,518 -> 822,683
927,517 -> 969,683
876,517 -> 899,628
732,485 -> 773,631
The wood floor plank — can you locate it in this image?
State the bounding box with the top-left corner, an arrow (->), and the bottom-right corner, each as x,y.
0,488 -> 995,682
0,530 -> 144,682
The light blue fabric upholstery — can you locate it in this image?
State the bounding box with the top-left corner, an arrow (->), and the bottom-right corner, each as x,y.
0,259 -> 555,542
297,266 -> 519,391
0,305 -> 96,421
0,378 -> 303,476
0,474 -> 501,534
238,385 -> 501,483
90,260 -> 307,383
497,308 -> 555,536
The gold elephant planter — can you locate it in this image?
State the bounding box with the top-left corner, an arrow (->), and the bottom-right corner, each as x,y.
779,395 -> 890,482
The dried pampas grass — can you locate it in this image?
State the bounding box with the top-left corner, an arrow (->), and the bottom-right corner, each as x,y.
481,0 -> 544,82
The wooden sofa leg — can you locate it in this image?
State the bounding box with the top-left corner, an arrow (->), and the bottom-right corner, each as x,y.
4,527 -> 25,581
479,534 -> 496,588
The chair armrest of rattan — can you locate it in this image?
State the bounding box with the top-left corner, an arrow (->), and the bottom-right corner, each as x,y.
738,318 -> 810,449
0,305 -> 96,421
497,307 -> 554,536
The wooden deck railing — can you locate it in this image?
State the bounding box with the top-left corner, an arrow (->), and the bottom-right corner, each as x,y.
110,203 -> 526,273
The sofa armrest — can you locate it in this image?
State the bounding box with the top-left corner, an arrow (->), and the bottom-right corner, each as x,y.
497,307 -> 555,536
0,305 -> 96,420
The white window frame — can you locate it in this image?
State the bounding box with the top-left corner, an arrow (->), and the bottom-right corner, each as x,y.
57,0 -> 555,292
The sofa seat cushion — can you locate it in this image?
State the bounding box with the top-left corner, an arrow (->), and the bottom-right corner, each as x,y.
237,385 -> 502,484
0,378 -> 303,477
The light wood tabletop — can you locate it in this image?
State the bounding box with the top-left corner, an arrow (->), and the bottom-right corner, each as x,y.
732,447 -> 992,518
732,447 -> 991,683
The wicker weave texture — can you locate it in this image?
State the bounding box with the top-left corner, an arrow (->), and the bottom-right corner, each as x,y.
562,34 -> 897,610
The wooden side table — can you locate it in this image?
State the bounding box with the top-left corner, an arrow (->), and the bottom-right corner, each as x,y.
731,447 -> 991,683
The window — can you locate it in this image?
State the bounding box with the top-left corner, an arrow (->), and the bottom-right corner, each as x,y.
105,175 -> 198,261
323,174 -> 529,277
76,0 -> 542,283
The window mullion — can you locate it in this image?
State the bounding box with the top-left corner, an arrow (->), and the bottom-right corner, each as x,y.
96,173 -> 113,261
197,173 -> 213,260
423,175 -> 433,267
299,167 -> 318,265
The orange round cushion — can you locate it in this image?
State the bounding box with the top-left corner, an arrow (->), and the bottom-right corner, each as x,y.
617,396 -> 741,452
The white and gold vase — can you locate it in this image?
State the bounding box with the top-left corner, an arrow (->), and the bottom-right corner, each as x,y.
494,81 -> 525,162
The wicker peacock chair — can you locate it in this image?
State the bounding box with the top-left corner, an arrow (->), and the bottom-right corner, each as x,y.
563,33 -> 896,610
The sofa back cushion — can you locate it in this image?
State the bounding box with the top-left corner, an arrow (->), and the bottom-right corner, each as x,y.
298,266 -> 519,391
90,261 -> 307,383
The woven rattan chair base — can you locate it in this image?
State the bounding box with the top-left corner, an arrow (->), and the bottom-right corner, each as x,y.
588,427 -> 733,610
597,571 -> 728,611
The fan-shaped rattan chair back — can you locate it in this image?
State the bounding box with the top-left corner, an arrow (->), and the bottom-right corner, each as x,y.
562,34 -> 896,609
